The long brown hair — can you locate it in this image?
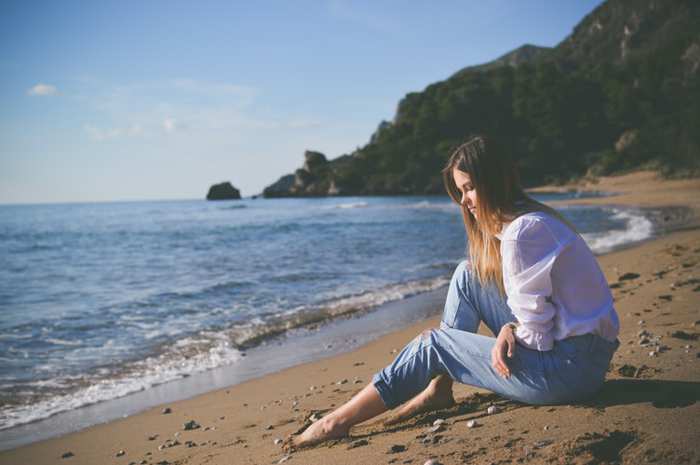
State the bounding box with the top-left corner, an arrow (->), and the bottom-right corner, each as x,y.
442,135 -> 577,293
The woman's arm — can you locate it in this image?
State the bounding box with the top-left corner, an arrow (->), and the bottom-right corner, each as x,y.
501,217 -> 571,351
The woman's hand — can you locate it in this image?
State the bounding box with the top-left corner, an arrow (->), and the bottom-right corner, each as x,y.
491,324 -> 516,378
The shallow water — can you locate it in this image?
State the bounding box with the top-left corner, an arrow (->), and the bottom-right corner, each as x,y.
0,194 -> 653,431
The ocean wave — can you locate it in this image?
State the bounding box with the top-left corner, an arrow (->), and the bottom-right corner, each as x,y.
225,274 -> 451,348
581,208 -> 654,254
0,274 -> 452,430
0,333 -> 243,431
322,201 -> 369,210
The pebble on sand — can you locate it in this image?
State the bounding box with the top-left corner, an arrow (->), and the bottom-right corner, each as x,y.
116,450 -> 125,457
467,420 -> 478,428
61,451 -> 74,459
274,438 -> 283,445
183,420 -> 201,430
161,407 -> 172,415
278,455 -> 291,463
432,418 -> 445,426
429,424 -> 444,433
424,460 -> 442,465
388,444 -> 406,453
487,405 -> 498,414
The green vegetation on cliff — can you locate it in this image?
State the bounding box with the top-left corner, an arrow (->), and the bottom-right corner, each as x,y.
263,0 -> 699,197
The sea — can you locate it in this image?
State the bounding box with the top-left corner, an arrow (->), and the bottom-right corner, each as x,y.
0,193 -> 655,447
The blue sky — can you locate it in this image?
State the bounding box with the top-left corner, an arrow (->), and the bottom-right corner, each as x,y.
0,0 -> 605,203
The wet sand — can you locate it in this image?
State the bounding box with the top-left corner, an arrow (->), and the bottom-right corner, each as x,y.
2,170 -> 699,465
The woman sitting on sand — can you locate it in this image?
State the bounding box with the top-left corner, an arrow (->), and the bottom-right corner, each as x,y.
291,135 -> 620,448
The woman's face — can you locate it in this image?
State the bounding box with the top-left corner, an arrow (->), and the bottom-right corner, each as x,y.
453,168 -> 478,219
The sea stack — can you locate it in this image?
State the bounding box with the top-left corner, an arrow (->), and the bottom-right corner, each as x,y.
206,182 -> 241,200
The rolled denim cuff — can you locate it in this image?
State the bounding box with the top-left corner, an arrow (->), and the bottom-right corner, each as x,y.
372,372 -> 400,409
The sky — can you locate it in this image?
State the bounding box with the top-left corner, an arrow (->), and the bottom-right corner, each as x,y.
0,0 -> 606,204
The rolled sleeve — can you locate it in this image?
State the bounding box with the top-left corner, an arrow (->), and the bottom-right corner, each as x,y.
501,218 -> 570,352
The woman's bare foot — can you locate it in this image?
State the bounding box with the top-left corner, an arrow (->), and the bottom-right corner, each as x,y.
285,383 -> 388,450
384,375 -> 455,426
287,414 -> 348,450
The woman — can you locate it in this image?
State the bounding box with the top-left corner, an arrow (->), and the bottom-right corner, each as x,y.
290,135 -> 620,448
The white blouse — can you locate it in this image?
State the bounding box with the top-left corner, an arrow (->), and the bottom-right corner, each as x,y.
498,211 -> 620,351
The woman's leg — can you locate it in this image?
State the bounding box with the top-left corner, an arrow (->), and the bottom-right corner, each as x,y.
388,260 -> 517,422
292,261 -> 520,446
291,383 -> 387,448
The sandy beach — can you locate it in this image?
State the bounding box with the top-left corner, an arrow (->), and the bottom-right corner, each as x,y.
2,171 -> 699,465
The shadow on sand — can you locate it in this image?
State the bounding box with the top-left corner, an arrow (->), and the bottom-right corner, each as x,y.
589,379 -> 700,409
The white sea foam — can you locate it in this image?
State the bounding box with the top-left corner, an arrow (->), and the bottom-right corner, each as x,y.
44,338 -> 83,347
330,201 -> 369,209
581,208 -> 654,254
0,334 -> 243,431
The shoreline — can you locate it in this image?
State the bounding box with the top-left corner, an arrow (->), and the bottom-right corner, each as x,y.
0,191 -> 658,440
2,170 -> 699,465
0,200 -> 665,446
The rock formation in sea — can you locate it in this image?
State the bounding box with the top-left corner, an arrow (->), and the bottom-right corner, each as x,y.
263,151 -> 342,197
206,182 -> 241,200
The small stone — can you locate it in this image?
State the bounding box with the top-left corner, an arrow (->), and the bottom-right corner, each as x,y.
292,401 -> 298,407
147,435 -> 158,441
274,438 -> 283,445
185,441 -> 197,448
61,451 -> 74,459
424,460 -> 441,465
348,439 -> 369,449
671,330 -> 698,341
388,444 -> 406,453
183,420 -> 200,430
309,385 -> 316,391
278,455 -> 291,463
467,420 -> 477,428
487,405 -> 498,414
638,320 -> 645,325
617,364 -> 637,377
649,351 -> 656,357
534,439 -> 554,449
543,425 -> 549,431
432,418 -> 445,426
161,407 -> 172,414
428,424 -> 444,433
265,424 -> 274,430
116,450 -> 125,457
619,272 -> 640,281
336,379 -> 348,385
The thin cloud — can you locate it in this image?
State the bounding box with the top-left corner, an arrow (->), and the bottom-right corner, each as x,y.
85,124 -> 143,141
27,83 -> 58,96
172,79 -> 259,104
163,117 -> 177,133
